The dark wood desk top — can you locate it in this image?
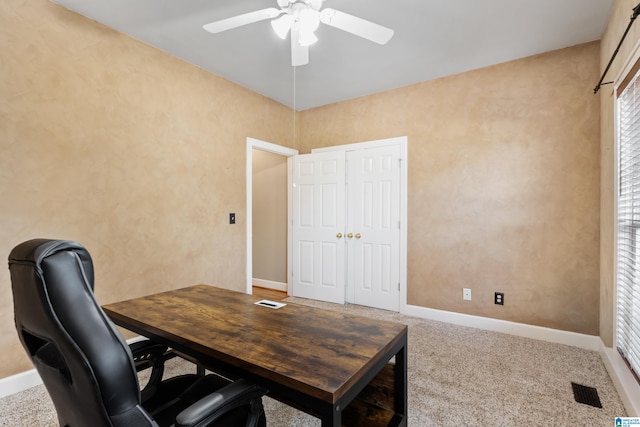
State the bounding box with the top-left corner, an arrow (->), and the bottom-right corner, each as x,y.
103,284 -> 407,405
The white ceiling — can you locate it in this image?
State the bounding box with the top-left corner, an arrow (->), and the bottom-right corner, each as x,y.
50,0 -> 614,110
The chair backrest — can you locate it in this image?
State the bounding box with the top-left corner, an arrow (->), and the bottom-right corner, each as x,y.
8,239 -> 155,426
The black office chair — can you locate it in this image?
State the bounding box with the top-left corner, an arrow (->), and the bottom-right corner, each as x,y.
8,239 -> 268,427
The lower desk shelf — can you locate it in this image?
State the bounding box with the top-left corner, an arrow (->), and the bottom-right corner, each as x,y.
342,363 -> 403,427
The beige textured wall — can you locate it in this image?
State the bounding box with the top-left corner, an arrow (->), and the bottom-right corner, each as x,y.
0,0 -> 604,381
599,0 -> 640,347
0,0 -> 294,378
300,42 -> 601,335
252,150 -> 288,283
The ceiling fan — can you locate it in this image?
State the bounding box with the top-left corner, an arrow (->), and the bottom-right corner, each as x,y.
202,0 -> 394,67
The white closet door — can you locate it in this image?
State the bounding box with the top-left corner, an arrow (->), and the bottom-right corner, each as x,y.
347,146 -> 401,311
291,151 -> 346,304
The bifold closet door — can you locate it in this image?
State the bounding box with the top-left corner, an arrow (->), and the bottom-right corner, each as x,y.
291,145 -> 401,310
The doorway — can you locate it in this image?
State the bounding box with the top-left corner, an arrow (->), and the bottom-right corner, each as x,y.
245,138 -> 298,294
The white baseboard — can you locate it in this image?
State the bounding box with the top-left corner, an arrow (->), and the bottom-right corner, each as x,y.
252,278 -> 287,292
401,304 -> 601,351
0,336 -> 148,399
0,368 -> 42,399
600,342 -> 640,416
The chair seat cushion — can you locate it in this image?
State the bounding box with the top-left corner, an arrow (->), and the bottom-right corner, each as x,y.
144,374 -> 240,427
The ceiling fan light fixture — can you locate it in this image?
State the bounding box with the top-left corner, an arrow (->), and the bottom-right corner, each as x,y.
299,8 -> 320,33
298,29 -> 318,46
271,14 -> 294,39
297,8 -> 320,46
203,0 -> 395,67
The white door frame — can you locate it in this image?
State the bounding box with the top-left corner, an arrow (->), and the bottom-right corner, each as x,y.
312,136 -> 408,312
246,137 -> 298,294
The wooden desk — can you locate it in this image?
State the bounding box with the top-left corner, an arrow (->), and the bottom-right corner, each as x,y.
103,285 -> 407,427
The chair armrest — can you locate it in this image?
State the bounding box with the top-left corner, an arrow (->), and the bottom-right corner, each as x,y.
175,379 -> 268,427
129,339 -> 171,397
129,339 -> 171,371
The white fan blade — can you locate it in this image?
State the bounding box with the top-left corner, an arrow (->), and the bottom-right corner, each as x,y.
291,27 -> 309,66
320,8 -> 394,45
203,8 -> 281,34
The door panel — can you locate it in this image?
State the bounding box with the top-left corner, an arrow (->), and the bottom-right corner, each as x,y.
298,241 -> 314,284
292,151 -> 345,304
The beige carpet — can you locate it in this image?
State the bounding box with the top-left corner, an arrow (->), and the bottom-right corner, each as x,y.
0,297 -> 628,426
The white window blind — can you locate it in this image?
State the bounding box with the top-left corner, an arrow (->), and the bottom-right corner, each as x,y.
617,65 -> 640,384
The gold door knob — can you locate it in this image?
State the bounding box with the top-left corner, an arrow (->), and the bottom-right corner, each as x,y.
336,233 -> 343,239
355,233 -> 361,239
347,233 -> 353,239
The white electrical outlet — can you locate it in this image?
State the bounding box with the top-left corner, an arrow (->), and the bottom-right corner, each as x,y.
463,288 -> 472,301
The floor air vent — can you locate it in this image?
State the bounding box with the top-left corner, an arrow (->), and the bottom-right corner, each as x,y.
571,382 -> 602,408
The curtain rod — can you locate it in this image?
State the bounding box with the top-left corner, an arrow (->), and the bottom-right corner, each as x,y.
594,3 -> 640,94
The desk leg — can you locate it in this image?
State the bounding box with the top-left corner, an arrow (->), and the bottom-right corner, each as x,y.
395,339 -> 408,422
320,404 -> 342,427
